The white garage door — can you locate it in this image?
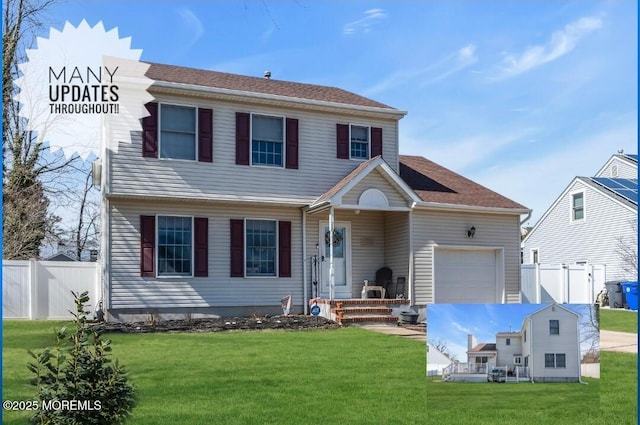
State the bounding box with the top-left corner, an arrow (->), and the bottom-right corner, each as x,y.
434,249 -> 498,303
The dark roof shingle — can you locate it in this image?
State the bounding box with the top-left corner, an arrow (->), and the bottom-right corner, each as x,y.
399,155 -> 527,210
145,62 -> 394,109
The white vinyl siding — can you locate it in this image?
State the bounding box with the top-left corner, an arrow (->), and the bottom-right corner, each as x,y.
412,210 -> 521,304
341,169 -> 412,208
522,179 -> 637,281
108,200 -> 301,310
596,156 -> 638,179
108,94 -> 400,202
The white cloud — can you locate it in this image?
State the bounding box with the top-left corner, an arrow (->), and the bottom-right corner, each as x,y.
343,9 -> 387,35
451,321 -> 472,334
492,16 -> 602,80
177,8 -> 205,51
364,44 -> 477,95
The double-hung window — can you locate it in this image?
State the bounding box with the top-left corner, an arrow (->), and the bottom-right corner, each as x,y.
350,125 -> 370,160
252,115 -> 284,167
157,216 -> 193,277
549,319 -> 559,335
545,353 -> 566,368
506,338 -> 511,346
245,219 -> 277,276
160,104 -> 196,160
571,191 -> 584,221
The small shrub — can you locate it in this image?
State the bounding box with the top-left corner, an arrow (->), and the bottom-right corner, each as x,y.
28,291 -> 136,424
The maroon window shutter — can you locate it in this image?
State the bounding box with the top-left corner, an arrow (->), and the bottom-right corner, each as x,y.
285,118 -> 299,169
336,124 -> 349,159
140,215 -> 155,277
230,219 -> 244,277
194,217 -> 208,277
142,102 -> 158,158
371,127 -> 383,158
278,221 -> 292,278
235,112 -> 250,165
198,108 -> 213,162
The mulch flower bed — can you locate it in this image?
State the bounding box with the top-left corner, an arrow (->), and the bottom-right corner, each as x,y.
90,315 -> 341,334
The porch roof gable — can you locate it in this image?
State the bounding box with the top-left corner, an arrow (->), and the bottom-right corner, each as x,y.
308,156 -> 421,211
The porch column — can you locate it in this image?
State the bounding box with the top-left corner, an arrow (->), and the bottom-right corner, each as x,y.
329,206 -> 335,300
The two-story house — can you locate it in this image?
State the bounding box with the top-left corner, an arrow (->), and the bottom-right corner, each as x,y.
461,304 -> 582,382
522,152 -> 638,281
99,62 -> 529,322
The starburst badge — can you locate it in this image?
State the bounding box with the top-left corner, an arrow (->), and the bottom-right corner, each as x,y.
14,20 -> 155,160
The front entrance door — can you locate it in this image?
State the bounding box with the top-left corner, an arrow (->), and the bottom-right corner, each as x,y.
319,221 -> 351,298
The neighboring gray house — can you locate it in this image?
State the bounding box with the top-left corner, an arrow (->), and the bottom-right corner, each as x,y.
98,62 -> 529,322
522,153 -> 638,281
446,304 -> 582,382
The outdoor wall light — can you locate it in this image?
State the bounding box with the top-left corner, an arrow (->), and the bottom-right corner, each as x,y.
467,226 -> 476,238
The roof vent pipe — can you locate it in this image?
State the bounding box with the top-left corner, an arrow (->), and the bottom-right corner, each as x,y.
264,71 -> 271,79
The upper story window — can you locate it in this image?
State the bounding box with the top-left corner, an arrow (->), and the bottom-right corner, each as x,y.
350,125 -> 370,160
160,104 -> 196,160
571,191 -> 584,221
252,115 -> 284,167
506,338 -> 511,346
549,319 -> 560,335
336,124 -> 382,160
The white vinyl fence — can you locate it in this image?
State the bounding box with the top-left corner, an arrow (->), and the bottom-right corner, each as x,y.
521,263 -> 606,304
3,260 -> 101,319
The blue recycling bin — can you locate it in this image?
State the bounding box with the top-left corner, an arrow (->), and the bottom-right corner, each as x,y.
621,282 -> 638,311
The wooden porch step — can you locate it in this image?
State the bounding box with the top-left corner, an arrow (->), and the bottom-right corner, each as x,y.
339,315 -> 399,324
331,306 -> 393,315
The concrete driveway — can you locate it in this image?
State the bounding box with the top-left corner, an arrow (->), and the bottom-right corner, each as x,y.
600,330 -> 638,353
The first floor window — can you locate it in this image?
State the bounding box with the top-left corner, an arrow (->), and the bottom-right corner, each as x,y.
350,125 -> 369,159
158,216 -> 192,276
160,104 -> 196,160
531,249 -> 539,264
513,356 -> 522,365
252,115 -> 283,167
545,353 -> 566,368
474,356 -> 488,364
246,219 -> 277,276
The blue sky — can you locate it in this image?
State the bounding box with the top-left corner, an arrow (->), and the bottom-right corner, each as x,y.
40,0 -> 637,225
427,303 -> 596,362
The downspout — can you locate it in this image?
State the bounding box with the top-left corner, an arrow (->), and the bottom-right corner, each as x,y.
329,206 -> 335,301
408,208 -> 414,305
519,210 -> 532,226
302,208 -> 308,315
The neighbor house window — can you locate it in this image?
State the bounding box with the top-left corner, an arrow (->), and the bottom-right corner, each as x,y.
245,219 -> 277,276
160,104 -> 196,160
549,320 -> 559,335
531,249 -> 539,264
545,353 -> 566,368
474,356 -> 488,364
513,356 -> 522,365
350,125 -> 369,160
252,115 -> 284,167
506,338 -> 511,346
157,216 -> 192,276
572,192 -> 584,221
524,330 -> 526,342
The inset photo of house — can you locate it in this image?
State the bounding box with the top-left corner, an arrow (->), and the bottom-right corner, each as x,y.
427,303 -> 599,385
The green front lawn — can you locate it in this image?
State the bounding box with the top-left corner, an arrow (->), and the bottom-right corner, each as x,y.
600,308 -> 638,333
2,319 -> 638,425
